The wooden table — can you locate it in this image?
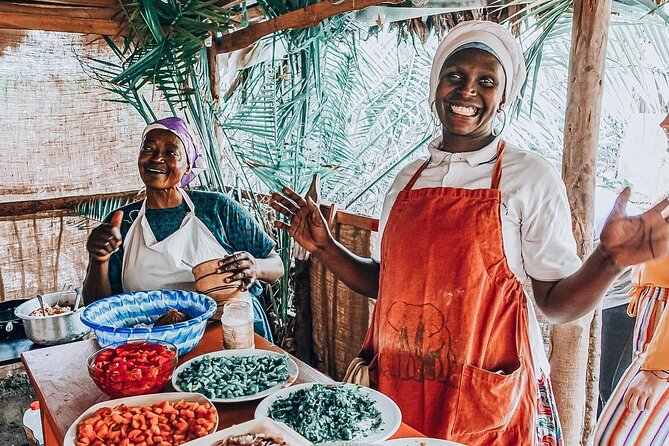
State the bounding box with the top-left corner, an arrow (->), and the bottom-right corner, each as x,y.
22,323 -> 422,445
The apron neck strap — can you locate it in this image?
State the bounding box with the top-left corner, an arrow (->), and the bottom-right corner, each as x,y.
404,139 -> 507,192
138,187 -> 195,217
178,188 -> 196,212
490,139 -> 506,190
404,159 -> 431,191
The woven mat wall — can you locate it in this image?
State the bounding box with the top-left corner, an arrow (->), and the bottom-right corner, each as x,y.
0,213 -> 91,301
0,29 -> 170,300
0,29 -> 159,204
310,223 -> 377,380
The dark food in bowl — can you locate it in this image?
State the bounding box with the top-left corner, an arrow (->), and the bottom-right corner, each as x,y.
154,308 -> 192,326
214,433 -> 288,446
76,399 -> 217,446
88,341 -> 177,398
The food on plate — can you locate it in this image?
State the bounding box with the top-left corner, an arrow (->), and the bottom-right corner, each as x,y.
268,384 -> 382,443
89,341 -> 177,397
177,354 -> 290,400
30,303 -> 72,316
154,308 -> 192,326
213,433 -> 288,446
74,399 -> 217,446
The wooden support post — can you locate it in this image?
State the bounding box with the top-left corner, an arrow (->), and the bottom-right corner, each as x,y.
553,0 -> 612,444
207,43 -> 225,153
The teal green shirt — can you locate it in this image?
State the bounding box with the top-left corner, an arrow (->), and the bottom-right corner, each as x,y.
104,190 -> 275,297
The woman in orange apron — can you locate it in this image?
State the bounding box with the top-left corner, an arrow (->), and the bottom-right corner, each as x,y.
271,21 -> 669,445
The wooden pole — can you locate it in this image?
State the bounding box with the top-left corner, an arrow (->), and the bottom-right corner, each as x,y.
0,191 -> 143,218
554,0 -> 612,444
206,43 -> 225,152
217,0 -> 402,54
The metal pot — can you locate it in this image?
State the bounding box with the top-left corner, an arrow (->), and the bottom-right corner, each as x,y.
14,291 -> 90,346
0,299 -> 28,341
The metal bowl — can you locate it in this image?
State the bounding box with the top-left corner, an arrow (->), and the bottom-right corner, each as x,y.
14,291 -> 90,345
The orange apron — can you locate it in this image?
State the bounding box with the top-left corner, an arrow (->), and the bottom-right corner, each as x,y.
361,141 -> 537,444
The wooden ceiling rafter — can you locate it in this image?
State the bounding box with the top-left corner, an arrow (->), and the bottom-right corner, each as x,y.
0,0 -> 122,34
216,0 -> 403,53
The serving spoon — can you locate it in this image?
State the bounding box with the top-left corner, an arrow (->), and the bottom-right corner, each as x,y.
36,294 -> 47,316
73,287 -> 83,311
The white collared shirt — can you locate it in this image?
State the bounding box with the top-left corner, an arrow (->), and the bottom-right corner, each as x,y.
372,136 -> 582,282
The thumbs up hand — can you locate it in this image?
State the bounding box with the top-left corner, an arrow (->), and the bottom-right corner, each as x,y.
86,210 -> 124,264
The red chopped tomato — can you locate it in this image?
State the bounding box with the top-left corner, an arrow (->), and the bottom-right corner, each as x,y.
90,342 -> 177,398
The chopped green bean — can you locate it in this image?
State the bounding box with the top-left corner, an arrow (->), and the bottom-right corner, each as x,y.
176,354 -> 290,399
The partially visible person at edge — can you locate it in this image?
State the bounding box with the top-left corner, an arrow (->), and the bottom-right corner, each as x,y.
82,117 -> 284,340
596,187 -> 640,414
595,112 -> 669,446
270,21 -> 669,445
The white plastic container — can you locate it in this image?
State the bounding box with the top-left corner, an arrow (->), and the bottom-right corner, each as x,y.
22,401 -> 44,446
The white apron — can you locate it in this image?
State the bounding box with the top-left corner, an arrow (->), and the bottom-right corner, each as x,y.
121,188 -> 250,307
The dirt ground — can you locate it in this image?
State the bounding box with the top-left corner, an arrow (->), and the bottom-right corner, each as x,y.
0,364 -> 36,446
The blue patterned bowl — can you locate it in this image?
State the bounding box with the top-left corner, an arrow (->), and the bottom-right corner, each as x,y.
81,290 -> 217,356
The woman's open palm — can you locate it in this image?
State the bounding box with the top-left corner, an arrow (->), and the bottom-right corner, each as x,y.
599,188 -> 669,267
270,186 -> 332,253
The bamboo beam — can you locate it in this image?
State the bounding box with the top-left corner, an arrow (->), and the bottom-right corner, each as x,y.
552,0 -> 612,444
217,0 -> 403,53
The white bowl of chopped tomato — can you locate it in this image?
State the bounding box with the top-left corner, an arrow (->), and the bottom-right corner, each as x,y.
87,339 -> 178,398
64,392 -> 218,446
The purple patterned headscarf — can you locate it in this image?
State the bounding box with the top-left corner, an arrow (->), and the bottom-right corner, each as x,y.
141,117 -> 206,187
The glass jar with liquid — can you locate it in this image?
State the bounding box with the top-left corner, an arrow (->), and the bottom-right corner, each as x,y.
221,300 -> 255,349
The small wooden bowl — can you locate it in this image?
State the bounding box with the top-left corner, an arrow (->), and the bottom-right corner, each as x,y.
192,259 -> 243,319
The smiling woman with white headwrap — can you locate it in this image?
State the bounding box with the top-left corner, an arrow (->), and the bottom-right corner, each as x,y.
82,117 -> 284,340
270,20 -> 669,445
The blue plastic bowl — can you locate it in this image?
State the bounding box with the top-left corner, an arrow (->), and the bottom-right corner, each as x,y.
81,290 -> 216,356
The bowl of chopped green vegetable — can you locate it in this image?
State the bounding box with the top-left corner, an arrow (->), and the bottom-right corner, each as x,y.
255,383 -> 402,444
172,349 -> 299,403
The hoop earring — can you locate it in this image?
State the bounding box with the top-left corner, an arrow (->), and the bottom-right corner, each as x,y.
429,100 -> 442,135
492,109 -> 507,137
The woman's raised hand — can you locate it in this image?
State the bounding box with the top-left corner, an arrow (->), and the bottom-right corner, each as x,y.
270,186 -> 333,254
86,210 -> 123,263
599,188 -> 669,267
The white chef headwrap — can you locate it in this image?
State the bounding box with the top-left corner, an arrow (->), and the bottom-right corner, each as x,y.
428,20 -> 526,112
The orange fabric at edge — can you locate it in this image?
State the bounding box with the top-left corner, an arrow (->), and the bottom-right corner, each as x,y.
390,423 -> 427,439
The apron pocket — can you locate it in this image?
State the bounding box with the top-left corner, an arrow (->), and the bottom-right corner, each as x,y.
452,363 -> 526,436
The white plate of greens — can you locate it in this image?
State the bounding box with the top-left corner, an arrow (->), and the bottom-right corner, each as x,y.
172,349 -> 299,403
255,382 -> 402,444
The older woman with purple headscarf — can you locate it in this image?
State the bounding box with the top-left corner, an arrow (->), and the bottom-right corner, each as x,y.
83,117 -> 283,340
